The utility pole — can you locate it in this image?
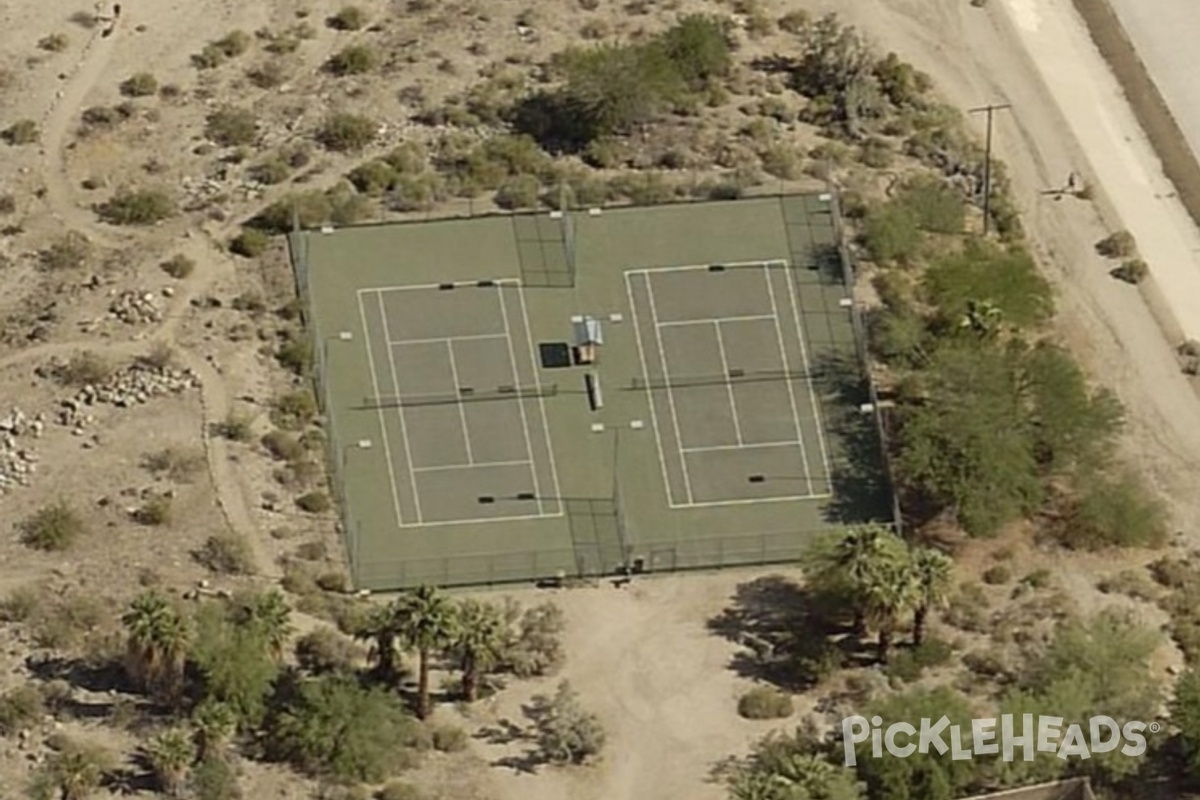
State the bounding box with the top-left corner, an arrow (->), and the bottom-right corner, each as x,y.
969,103 -> 1012,237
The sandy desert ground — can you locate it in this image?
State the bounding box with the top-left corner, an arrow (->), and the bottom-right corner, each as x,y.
3,0 -> 1200,798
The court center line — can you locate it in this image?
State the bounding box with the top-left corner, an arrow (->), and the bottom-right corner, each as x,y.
644,273 -> 696,505
495,288 -> 543,515
375,291 -> 425,524
658,313 -> 776,327
625,260 -> 780,276
514,282 -> 565,515
711,321 -> 744,446
443,341 -> 476,465
411,459 -> 531,473
784,263 -> 833,492
624,271 -> 678,507
355,291 -> 406,529
762,265 -> 814,495
397,509 -> 564,529
389,333 -> 509,346
681,441 -> 801,454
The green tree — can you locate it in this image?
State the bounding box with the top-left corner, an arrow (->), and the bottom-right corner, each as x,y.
241,591 -> 293,663
1021,343 -> 1122,474
728,723 -> 864,800
1172,668 -> 1200,779
191,700 -> 237,762
862,558 -> 917,663
658,15 -> 731,87
526,681 -> 606,764
450,599 -> 506,702
264,675 -> 418,782
559,42 -> 684,136
922,241 -> 1052,330
808,524 -> 907,636
144,728 -> 197,797
355,604 -> 401,684
910,547 -> 953,646
895,340 -> 1042,536
392,586 -> 458,719
121,591 -> 191,705
190,600 -> 280,731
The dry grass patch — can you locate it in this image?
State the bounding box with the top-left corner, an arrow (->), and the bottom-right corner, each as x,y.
142,446 -> 205,482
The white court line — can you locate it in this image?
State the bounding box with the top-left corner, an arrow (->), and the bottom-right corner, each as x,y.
375,292 -> 425,524
390,333 -> 509,346
625,260 -> 780,275
411,459 -> 531,473
624,271 -> 678,507
712,321 -> 743,446
514,282 -> 564,515
657,314 -> 776,327
443,341 -> 475,465
669,492 -> 833,510
681,440 -> 801,454
356,292 -> 406,529
495,288 -> 543,515
784,264 -> 833,493
398,510 -> 564,529
763,266 -> 814,495
644,273 -> 696,504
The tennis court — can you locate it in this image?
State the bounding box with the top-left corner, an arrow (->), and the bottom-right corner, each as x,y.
355,280 -> 561,526
625,261 -> 831,507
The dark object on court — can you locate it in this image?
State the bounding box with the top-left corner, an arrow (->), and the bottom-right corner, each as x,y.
539,342 -> 572,369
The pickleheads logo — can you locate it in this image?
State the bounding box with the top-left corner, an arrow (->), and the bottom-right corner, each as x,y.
841,715 -> 1161,766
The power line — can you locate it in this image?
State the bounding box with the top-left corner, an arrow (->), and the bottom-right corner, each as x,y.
969,103 -> 1012,237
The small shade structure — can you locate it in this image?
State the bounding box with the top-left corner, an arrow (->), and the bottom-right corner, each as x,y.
573,316 -> 604,346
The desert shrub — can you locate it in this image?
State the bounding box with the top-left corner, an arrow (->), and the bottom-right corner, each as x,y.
161,253 -> 195,278
230,227 -> 271,257
194,534 -> 255,575
982,565 -> 1011,585
494,175 -> 541,209
0,193 -> 14,214
19,500 -> 85,552
318,113 -> 377,152
862,203 -> 921,263
1052,470 -> 1168,550
250,158 -> 290,185
134,495 -> 173,526
39,231 -> 92,270
214,30 -> 251,58
386,174 -> 445,212
120,72 -> 158,97
138,340 -> 176,369
347,160 -> 398,195
962,648 -> 1008,680
38,32 -> 70,52
527,681 -> 605,764
500,601 -> 565,677
884,638 -> 954,683
1112,259 -> 1148,285
29,594 -> 106,650
327,44 -> 378,76
1096,230 -> 1136,258
922,240 -> 1053,328
57,350 -> 112,386
213,413 -> 253,442
205,106 -> 258,146
860,136 -> 894,168
297,492 -> 332,514
295,628 -> 359,675
430,724 -> 468,752
2,120 -> 39,145
142,446 -> 204,482
737,686 -> 793,719
247,60 -> 286,89
894,175 -> 964,234
943,582 -> 989,632
1020,568 -> 1053,589
97,187 -> 175,224
329,5 -> 367,29
192,44 -> 227,69
276,336 -> 312,377
0,586 -> 41,623
262,431 -> 305,462
778,10 -> 811,33
1097,570 -> 1159,602
609,172 -> 674,205
0,685 -> 45,735
271,390 -> 317,430
760,144 -> 803,179
81,105 -> 122,130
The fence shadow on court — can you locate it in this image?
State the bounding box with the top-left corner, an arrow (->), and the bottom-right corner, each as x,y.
706,574 -> 875,691
808,351 -> 895,526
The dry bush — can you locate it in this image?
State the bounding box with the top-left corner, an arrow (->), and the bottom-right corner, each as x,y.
160,253 -> 195,279
97,187 -> 175,224
296,492 -> 332,514
120,72 -> 158,97
318,113 -> 377,152
194,534 -> 255,574
247,60 -> 286,89
262,430 -> 305,461
18,500 -> 85,552
737,686 -> 793,719
205,106 -> 258,147
230,227 -> 271,257
1111,258 -> 1149,285
2,120 -> 39,145
142,446 -> 204,482
138,341 -> 176,370
328,6 -> 368,30
38,33 -> 70,52
134,495 -> 173,526
212,412 -> 253,442
39,231 -> 92,270
1096,229 -> 1136,258
57,351 -> 113,386
327,44 -> 379,76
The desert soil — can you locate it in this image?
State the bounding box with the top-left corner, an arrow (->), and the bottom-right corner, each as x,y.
2,0 -> 1200,798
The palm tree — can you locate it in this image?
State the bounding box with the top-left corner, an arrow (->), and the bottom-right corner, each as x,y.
144,728 -> 196,797
393,585 -> 459,719
247,590 -> 293,662
911,547 -> 953,646
48,747 -> 106,800
121,591 -> 191,704
356,603 -> 401,684
191,700 -> 236,762
863,558 -> 918,664
451,599 -> 507,702
829,524 -> 903,636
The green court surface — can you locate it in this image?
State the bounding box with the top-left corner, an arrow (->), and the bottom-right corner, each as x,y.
289,194 -> 893,590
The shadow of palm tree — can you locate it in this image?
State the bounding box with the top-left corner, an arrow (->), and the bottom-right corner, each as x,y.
707,575 -> 873,691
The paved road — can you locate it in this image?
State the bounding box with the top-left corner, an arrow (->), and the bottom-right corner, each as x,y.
1105,0 -> 1200,164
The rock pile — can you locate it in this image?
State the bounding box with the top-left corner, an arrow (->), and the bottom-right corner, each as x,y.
108,290 -> 162,324
0,407 -> 42,494
56,363 -> 201,430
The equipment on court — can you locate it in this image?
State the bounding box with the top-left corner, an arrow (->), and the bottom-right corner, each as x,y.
361,383 -> 558,408
630,369 -> 813,390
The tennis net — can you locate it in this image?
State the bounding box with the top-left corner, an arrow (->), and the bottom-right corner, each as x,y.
362,384 -> 557,408
631,369 -> 812,390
